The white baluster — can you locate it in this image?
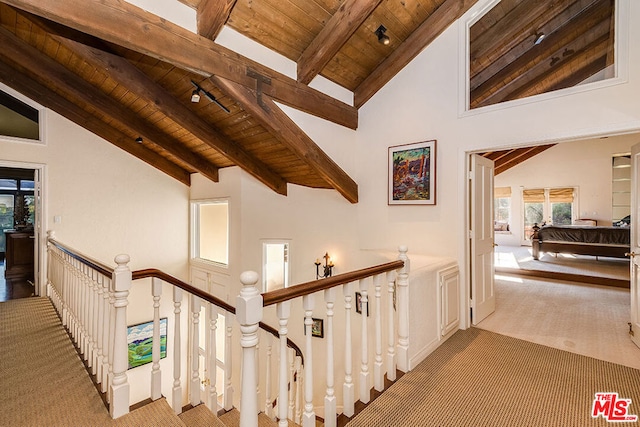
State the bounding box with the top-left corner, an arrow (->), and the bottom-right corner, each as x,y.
172,288 -> 183,415
276,301 -> 291,427
386,271 -> 396,381
91,269 -> 99,375
95,272 -> 105,387
237,271 -> 262,427
107,276 -> 116,404
342,282 -> 354,417
208,303 -> 218,412
264,333 -> 273,419
101,276 -> 111,393
396,246 -> 410,372
288,347 -> 295,420
302,294 -> 315,427
109,254 -> 131,419
373,274 -> 384,391
224,311 -> 233,411
324,288 -> 337,427
190,295 -> 201,407
359,278 -> 370,404
151,277 -> 162,401
294,356 -> 302,424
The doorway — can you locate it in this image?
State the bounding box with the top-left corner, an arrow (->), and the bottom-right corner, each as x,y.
0,163 -> 45,298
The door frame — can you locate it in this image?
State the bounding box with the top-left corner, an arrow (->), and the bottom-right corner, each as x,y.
0,160 -> 46,296
462,126 -> 640,330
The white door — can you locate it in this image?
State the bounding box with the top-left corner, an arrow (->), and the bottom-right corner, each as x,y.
33,168 -> 42,295
470,154 -> 495,325
629,143 -> 640,348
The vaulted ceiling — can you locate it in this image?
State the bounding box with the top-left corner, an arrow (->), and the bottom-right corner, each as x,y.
0,0 -> 614,201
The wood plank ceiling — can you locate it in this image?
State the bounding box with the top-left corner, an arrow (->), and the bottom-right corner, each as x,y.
0,0 -> 613,200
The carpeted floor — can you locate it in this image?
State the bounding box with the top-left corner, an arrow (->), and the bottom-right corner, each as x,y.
0,297 -> 186,426
495,245 -> 630,281
346,328 -> 640,427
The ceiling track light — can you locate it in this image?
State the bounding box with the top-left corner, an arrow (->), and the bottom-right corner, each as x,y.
191,89 -> 201,103
135,136 -> 143,144
534,32 -> 545,45
190,80 -> 230,113
375,24 -> 390,46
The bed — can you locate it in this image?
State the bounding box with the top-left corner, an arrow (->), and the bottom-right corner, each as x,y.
530,223 -> 630,260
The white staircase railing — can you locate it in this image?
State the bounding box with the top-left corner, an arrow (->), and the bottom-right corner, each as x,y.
46,233 -> 409,426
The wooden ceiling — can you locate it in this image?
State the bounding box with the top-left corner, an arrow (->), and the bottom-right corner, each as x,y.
470,0 -> 615,109
0,0 -> 614,201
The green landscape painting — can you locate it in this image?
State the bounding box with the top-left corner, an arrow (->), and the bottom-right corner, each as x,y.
127,318 -> 167,369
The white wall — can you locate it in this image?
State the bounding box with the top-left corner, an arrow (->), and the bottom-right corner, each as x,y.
0,105 -> 191,407
494,134 -> 639,246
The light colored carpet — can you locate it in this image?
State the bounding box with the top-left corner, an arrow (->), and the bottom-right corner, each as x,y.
477,275 -> 640,370
495,245 -> 629,281
345,328 -> 640,427
0,297 -> 207,426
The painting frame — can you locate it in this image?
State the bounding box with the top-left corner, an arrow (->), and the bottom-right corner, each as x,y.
355,291 -> 369,316
305,318 -> 324,338
388,140 -> 437,205
127,317 -> 168,369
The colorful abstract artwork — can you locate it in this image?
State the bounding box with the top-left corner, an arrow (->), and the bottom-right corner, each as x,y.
127,317 -> 168,369
388,140 -> 436,205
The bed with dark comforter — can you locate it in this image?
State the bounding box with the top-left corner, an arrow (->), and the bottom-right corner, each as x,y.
530,224 -> 630,260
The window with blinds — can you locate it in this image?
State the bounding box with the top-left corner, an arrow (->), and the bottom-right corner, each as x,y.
522,187 -> 575,240
494,186 -> 511,232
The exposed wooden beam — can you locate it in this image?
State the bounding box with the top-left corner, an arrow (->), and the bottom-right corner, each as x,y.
23,13 -> 289,196
0,24 -> 218,183
486,32 -> 611,107
3,0 -> 359,130
471,0 -> 613,108
197,0 -> 236,40
494,145 -> 555,175
297,0 -> 382,85
354,0 -> 479,108
212,76 -> 359,204
0,59 -> 191,185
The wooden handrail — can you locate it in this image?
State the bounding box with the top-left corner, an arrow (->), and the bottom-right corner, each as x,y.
48,238 -> 114,277
132,268 -> 304,362
262,260 -> 404,307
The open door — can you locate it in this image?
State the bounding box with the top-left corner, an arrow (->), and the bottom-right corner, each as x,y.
629,143 -> 640,348
470,154 -> 495,325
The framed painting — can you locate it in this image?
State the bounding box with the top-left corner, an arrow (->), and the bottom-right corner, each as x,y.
127,317 -> 168,369
388,140 -> 436,205
304,318 -> 324,338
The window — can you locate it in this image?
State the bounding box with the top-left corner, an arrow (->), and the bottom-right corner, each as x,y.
522,187 -> 575,240
0,89 -> 41,142
191,199 -> 229,266
262,240 -> 290,292
494,187 -> 511,232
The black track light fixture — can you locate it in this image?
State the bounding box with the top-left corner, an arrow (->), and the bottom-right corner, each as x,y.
375,25 -> 390,46
190,80 -> 230,113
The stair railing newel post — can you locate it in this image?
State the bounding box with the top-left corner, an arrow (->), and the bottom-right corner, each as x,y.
151,277 -> 162,401
237,271 -> 262,427
190,295 -> 201,407
359,278 -> 370,404
396,246 -> 410,372
302,294 -> 316,427
276,300 -> 291,427
109,254 -> 132,419
324,287 -> 337,427
172,287 -> 183,415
